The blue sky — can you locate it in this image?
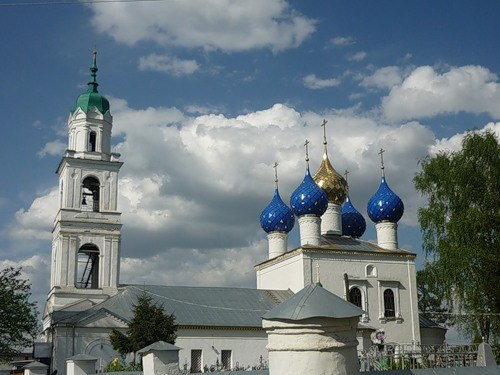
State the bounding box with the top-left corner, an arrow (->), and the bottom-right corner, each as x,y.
0,0 -> 499,342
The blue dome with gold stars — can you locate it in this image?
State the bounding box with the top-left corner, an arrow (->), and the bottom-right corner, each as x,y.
367,176 -> 404,223
260,188 -> 295,233
290,168 -> 328,217
342,196 -> 366,238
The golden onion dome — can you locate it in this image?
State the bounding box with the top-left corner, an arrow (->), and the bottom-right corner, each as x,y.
313,150 -> 348,205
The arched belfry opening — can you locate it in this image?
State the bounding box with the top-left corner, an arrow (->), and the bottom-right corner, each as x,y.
82,176 -> 100,212
88,131 -> 97,152
76,243 -> 99,289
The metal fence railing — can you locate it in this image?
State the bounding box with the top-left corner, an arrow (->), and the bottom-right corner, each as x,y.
359,343 -> 479,371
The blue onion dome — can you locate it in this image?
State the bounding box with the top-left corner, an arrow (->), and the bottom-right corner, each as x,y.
367,175 -> 404,223
290,168 -> 329,217
72,50 -> 110,114
313,151 -> 348,205
342,196 -> 366,238
260,188 -> 295,233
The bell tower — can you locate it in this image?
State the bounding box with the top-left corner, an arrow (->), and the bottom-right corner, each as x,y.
46,51 -> 122,314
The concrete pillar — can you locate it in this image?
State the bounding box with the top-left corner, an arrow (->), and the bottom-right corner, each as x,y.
321,203 -> 342,235
23,362 -> 49,375
477,342 -> 496,366
264,317 -> 360,375
268,232 -> 288,259
375,221 -> 398,250
298,215 -> 321,246
263,283 -> 362,375
138,341 -> 181,375
66,355 -> 97,375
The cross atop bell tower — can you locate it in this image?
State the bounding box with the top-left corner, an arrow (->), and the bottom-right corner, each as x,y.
46,52 -> 122,316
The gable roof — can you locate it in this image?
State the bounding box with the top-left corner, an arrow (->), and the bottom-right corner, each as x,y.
54,285 -> 293,329
137,341 -> 181,354
419,314 -> 447,330
22,361 -> 48,369
263,283 -> 363,321
255,234 -> 415,269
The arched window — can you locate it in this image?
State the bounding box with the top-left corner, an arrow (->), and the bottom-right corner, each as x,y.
82,176 -> 100,212
366,264 -> 377,277
383,289 -> 396,318
76,243 -> 99,289
88,131 -> 97,152
349,287 -> 362,308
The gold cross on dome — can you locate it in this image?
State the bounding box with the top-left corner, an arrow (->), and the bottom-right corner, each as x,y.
344,169 -> 349,183
321,119 -> 328,145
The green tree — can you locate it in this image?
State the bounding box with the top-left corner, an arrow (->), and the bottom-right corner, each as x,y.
414,130 -> 500,342
416,267 -> 449,325
0,267 -> 39,362
110,292 -> 177,356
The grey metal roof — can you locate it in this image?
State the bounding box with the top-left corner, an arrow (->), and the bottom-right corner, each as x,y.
66,354 -> 98,361
137,341 -> 181,354
59,285 -> 293,328
22,361 -> 48,369
419,314 -> 447,330
319,235 -> 413,255
263,283 -> 363,321
256,235 -> 414,268
52,309 -> 81,323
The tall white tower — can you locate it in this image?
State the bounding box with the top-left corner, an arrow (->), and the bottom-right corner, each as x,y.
45,51 -> 122,315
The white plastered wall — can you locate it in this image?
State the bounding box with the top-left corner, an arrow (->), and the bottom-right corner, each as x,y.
306,252 -> 421,345
257,249 -> 421,346
256,252 -> 305,292
175,328 -> 269,371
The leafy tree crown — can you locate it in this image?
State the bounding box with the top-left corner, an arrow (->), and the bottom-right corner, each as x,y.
110,291 -> 177,356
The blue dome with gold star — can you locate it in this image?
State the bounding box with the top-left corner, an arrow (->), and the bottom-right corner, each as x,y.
342,196 -> 366,238
290,168 -> 328,217
260,188 -> 295,233
367,176 -> 404,223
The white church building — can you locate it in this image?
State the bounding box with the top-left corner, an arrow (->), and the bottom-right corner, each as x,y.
42,53 -> 442,374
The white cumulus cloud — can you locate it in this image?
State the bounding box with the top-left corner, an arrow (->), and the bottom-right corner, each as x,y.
38,140 -> 66,158
8,101 -> 497,303
382,65 -> 500,120
303,74 -> 341,89
348,51 -> 367,62
429,122 -> 500,155
327,36 -> 355,48
139,54 -> 199,76
361,66 -> 403,90
9,188 -> 58,243
88,0 -> 316,52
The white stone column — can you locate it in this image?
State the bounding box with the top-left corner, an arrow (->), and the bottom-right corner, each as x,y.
268,232 -> 288,259
263,317 -> 360,375
66,355 -> 97,375
298,215 -> 321,246
321,203 -> 342,235
375,221 -> 398,250
138,341 -> 181,375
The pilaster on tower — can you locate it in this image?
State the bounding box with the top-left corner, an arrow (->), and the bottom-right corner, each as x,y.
46,51 -> 123,317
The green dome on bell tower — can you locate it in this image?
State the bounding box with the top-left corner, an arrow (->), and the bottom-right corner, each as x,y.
72,50 -> 110,114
